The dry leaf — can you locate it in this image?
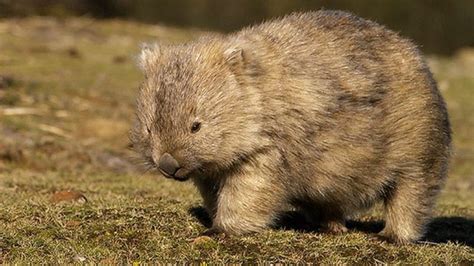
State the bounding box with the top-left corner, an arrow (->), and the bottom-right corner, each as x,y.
191,236 -> 216,247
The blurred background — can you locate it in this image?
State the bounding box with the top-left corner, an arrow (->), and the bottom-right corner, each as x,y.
1,0 -> 474,54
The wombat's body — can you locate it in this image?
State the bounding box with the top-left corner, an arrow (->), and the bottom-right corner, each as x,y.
131,11 -> 451,243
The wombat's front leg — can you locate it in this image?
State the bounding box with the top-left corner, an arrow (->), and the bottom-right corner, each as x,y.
193,177 -> 220,219
210,152 -> 286,235
212,176 -> 285,234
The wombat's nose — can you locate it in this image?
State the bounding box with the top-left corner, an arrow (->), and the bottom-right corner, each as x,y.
158,153 -> 180,176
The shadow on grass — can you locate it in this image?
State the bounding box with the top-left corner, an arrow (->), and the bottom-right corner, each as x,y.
189,206 -> 213,228
189,206 -> 474,247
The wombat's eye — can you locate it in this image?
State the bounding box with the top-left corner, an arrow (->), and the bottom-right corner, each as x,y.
191,121 -> 201,133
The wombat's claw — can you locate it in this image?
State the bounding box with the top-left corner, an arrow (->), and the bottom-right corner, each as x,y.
376,229 -> 413,245
201,228 -> 226,238
375,232 -> 399,244
366,233 -> 387,244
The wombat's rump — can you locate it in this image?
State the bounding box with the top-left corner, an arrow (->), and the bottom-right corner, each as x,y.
131,10 -> 451,244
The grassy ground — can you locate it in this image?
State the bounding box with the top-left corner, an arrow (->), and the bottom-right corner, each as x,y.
0,17 -> 473,264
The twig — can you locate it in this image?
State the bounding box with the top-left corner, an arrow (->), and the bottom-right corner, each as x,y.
37,124 -> 71,139
1,107 -> 44,116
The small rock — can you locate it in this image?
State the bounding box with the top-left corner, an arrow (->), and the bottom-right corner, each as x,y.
113,55 -> 127,64
95,151 -> 134,174
66,47 -> 82,58
50,190 -> 87,204
0,145 -> 24,162
74,255 -> 86,262
0,75 -> 15,89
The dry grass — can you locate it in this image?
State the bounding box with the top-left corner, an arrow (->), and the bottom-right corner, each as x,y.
0,17 -> 473,263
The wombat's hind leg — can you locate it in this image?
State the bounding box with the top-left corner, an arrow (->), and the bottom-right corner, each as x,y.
380,176 -> 439,244
322,220 -> 348,234
302,205 -> 348,234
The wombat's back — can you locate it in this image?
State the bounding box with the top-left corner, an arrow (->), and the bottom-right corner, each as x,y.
225,11 -> 450,241
229,10 -> 450,177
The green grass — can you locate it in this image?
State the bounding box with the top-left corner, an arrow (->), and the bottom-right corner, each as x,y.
0,17 -> 473,263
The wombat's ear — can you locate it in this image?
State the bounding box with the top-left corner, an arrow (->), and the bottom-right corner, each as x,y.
223,46 -> 259,76
138,43 -> 161,73
224,47 -> 244,68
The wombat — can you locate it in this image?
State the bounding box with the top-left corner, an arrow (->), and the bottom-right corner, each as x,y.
131,10 -> 451,244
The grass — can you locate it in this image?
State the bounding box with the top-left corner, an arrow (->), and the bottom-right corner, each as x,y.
0,17 -> 473,264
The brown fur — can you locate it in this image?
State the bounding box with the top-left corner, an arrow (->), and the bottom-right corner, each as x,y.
130,10 -> 451,244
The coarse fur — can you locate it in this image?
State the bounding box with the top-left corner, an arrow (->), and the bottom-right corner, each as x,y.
130,10 -> 451,244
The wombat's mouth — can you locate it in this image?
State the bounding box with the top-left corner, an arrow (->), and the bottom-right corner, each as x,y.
158,168 -> 191,182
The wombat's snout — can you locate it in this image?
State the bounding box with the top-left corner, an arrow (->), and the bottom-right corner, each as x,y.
158,153 -> 181,177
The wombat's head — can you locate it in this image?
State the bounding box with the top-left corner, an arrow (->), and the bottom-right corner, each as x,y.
130,40 -> 264,181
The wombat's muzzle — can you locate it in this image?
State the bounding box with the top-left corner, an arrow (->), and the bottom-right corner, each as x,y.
158,153 -> 189,181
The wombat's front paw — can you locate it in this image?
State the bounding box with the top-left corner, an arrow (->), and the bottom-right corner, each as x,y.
377,229 -> 416,245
